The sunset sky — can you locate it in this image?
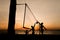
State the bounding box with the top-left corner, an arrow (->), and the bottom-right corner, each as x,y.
0,0 -> 60,30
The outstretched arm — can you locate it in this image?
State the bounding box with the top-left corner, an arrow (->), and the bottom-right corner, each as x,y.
28,29 -> 32,32
44,27 -> 47,30
23,27 -> 31,29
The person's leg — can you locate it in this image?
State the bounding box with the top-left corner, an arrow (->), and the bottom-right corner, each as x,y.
41,29 -> 43,35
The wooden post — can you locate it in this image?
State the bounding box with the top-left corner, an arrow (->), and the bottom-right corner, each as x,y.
8,0 -> 16,35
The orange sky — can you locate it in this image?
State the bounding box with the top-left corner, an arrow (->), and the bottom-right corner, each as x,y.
0,0 -> 60,30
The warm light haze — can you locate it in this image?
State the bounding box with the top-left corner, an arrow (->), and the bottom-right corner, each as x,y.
0,0 -> 60,30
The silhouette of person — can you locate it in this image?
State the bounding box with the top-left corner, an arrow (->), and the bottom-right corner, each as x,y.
40,22 -> 44,35
31,26 -> 35,35
35,21 -> 47,35
25,26 -> 35,35
25,30 -> 28,35
40,22 -> 47,35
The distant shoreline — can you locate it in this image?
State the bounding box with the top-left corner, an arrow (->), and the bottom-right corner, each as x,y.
0,30 -> 60,35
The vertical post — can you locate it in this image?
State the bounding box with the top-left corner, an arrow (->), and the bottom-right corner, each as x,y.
8,0 -> 16,35
23,3 -> 27,28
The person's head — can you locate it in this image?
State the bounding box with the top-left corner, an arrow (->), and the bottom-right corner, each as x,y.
31,26 -> 33,27
41,22 -> 43,24
31,26 -> 34,28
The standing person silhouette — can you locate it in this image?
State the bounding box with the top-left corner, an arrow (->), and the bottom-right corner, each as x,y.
40,22 -> 44,35
35,21 -> 47,35
25,26 -> 35,35
40,22 -> 47,35
31,26 -> 35,35
25,30 -> 28,35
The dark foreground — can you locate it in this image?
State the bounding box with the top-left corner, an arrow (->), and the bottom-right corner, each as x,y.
0,34 -> 60,40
